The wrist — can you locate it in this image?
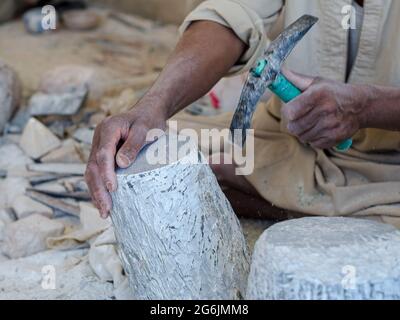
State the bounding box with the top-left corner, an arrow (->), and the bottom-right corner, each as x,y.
128,92 -> 170,122
355,84 -> 376,129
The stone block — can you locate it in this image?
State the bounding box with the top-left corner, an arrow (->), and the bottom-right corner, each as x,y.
246,217 -> 400,300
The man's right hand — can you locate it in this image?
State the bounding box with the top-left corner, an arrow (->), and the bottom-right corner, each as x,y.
85,104 -> 167,218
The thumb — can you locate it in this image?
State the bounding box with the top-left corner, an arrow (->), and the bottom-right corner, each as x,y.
116,125 -> 148,168
280,67 -> 315,92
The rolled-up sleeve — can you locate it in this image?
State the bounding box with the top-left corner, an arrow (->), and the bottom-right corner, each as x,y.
179,0 -> 283,75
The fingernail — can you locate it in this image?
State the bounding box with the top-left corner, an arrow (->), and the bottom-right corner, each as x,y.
117,154 -> 130,168
99,200 -> 107,212
106,181 -> 114,192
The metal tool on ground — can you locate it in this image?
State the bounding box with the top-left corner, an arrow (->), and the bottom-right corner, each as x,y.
230,15 -> 353,152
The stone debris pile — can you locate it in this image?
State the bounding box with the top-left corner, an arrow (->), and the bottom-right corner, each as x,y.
0,9 -> 180,300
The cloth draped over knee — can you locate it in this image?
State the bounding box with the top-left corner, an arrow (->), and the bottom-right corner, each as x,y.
178,0 -> 400,227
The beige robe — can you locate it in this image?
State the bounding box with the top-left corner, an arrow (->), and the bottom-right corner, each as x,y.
178,0 -> 400,227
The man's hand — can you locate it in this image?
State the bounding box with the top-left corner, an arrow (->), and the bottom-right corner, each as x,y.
85,104 -> 167,218
281,71 -> 368,149
84,21 -> 246,218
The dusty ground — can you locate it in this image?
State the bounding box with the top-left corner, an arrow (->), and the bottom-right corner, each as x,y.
0,8 -> 274,299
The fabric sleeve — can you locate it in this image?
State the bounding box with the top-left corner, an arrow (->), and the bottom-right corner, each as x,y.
179,0 -> 284,76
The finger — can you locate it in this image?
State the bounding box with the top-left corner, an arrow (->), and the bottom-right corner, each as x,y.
116,124 -> 149,168
298,117 -> 337,143
287,106 -> 323,136
309,132 -> 344,150
96,125 -> 123,192
282,89 -> 318,121
85,161 -> 113,218
309,138 -> 332,150
281,67 -> 314,92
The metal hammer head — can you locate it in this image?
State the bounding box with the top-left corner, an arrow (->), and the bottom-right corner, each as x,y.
230,15 -> 318,146
265,15 -> 318,76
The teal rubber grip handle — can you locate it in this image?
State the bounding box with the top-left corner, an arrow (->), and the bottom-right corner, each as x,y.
268,73 -> 302,104
268,73 -> 353,152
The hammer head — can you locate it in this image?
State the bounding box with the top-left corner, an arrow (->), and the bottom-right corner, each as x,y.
230,15 -> 318,146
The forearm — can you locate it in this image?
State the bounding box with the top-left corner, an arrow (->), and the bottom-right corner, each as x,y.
359,85 -> 400,131
134,21 -> 246,119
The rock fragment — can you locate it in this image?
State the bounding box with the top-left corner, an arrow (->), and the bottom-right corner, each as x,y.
0,219 -> 5,241
41,139 -> 83,163
28,85 -> 88,116
0,143 -> 33,173
247,217 -> 400,300
0,177 -> 29,209
111,134 -> 250,299
2,214 -> 64,259
73,128 -> 94,145
0,208 -> 16,224
11,195 -> 53,219
27,163 -> 86,175
0,60 -> 21,133
19,118 -> 61,159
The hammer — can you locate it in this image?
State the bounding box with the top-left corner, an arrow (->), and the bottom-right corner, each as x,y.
230,15 -> 353,152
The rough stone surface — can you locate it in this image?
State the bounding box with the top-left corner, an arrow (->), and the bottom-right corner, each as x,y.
0,219 -> 5,241
73,128 -> 94,145
39,65 -> 94,94
0,249 -> 115,300
23,8 -> 52,34
3,214 -> 64,259
28,85 -> 88,116
246,217 -> 400,300
0,143 -> 33,173
0,177 -> 29,209
111,134 -> 250,300
37,64 -> 110,101
20,118 -> 61,159
33,181 -> 66,193
27,163 -> 86,175
0,253 -> 8,263
11,195 -> 53,219
0,208 -> 16,224
0,60 -> 21,133
40,139 -> 83,163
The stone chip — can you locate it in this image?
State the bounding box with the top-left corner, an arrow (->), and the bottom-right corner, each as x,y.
2,214 -> 64,259
20,118 -> 61,159
11,195 -> 53,219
